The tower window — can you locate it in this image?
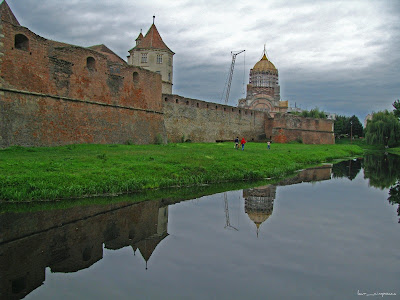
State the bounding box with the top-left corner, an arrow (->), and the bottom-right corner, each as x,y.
141,53 -> 148,63
168,73 -> 171,81
86,57 -> 96,71
14,34 -> 29,51
157,54 -> 163,64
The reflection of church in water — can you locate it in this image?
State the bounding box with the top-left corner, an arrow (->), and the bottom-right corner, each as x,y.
243,165 -> 333,235
244,185 -> 276,236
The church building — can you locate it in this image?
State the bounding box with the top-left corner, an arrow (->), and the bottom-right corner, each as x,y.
127,18 -> 174,94
238,49 -> 288,116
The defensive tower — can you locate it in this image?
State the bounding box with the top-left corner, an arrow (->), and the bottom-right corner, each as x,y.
127,17 -> 174,94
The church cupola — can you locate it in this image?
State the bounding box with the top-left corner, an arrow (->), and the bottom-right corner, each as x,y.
238,46 -> 287,116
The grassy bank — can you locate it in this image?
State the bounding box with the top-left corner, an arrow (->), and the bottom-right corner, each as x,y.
388,148 -> 400,155
0,142 -> 363,202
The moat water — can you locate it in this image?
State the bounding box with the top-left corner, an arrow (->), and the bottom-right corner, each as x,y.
1,154 -> 400,299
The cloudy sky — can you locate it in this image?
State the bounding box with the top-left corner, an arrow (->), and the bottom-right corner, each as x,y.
8,0 -> 400,122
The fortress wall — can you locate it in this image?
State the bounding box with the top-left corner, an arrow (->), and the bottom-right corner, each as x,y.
0,21 -> 166,147
0,89 -> 166,147
272,113 -> 334,144
163,94 -> 267,143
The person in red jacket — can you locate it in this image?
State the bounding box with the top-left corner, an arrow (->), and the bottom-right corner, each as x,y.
241,137 -> 246,150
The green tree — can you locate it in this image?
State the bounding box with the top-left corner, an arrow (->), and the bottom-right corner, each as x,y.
365,110 -> 400,147
334,115 -> 363,138
346,115 -> 363,137
300,107 -> 326,119
393,99 -> 400,120
334,115 -> 347,137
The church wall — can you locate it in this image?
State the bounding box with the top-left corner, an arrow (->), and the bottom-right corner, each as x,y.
272,113 -> 334,144
0,20 -> 166,147
163,94 -> 267,143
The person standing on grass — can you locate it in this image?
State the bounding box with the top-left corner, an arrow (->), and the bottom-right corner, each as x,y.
267,141 -> 271,150
234,137 -> 239,150
241,137 -> 246,150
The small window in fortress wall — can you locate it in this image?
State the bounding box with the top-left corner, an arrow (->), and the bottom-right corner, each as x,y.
86,57 -> 96,71
133,72 -> 139,83
14,34 -> 29,51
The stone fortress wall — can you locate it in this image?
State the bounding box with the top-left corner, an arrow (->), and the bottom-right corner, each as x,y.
163,94 -> 334,144
163,94 -> 268,143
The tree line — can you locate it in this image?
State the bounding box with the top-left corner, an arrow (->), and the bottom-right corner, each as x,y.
365,100 -> 400,147
334,115 -> 363,138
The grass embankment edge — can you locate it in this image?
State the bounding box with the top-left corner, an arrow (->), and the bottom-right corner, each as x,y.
0,142 -> 364,202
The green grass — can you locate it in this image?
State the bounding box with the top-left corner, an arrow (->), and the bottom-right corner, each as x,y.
0,142 -> 363,202
388,147 -> 400,155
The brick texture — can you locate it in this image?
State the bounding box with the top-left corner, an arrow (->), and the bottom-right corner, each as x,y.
0,20 -> 166,147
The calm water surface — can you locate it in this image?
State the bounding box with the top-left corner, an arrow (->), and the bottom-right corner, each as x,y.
1,155 -> 400,299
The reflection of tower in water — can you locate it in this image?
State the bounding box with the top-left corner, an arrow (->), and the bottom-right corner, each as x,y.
132,206 -> 169,270
243,185 -> 276,236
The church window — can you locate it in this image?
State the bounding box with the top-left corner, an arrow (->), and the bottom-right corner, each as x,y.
86,57 -> 96,71
141,53 -> 148,63
14,34 -> 29,51
157,54 -> 163,64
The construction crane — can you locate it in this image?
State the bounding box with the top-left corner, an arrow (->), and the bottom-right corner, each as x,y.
223,50 -> 245,105
224,192 -> 238,231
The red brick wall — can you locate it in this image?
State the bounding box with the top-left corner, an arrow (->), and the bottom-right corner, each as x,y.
0,21 -> 166,147
272,114 -> 334,144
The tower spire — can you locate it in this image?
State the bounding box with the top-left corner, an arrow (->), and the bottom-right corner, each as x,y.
261,44 -> 269,60
153,15 -> 155,24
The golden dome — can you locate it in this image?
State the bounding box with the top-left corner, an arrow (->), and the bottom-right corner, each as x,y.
253,54 -> 277,72
247,211 -> 271,227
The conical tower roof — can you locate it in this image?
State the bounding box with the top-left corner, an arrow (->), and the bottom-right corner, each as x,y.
0,0 -> 20,25
131,23 -> 174,54
136,32 -> 143,41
